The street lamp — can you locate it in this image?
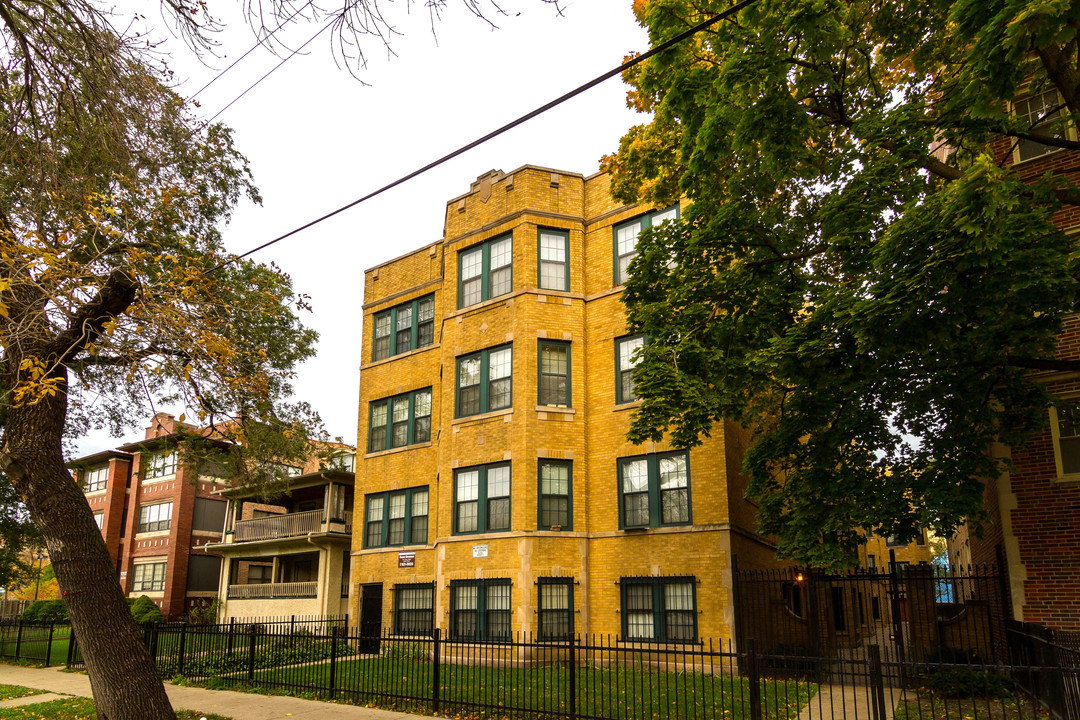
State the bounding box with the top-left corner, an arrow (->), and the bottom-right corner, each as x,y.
32,550 -> 46,602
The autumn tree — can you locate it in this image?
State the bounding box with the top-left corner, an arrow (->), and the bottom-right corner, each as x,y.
605,0 -> 1080,567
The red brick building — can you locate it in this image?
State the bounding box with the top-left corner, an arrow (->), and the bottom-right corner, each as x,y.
72,413 -> 229,619
949,90 -> 1080,631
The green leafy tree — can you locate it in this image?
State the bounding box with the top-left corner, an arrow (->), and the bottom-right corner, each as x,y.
0,475 -> 41,591
605,0 -> 1080,567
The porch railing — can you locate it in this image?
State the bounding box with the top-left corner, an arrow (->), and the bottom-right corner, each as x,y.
233,509 -> 354,542
227,581 -> 318,599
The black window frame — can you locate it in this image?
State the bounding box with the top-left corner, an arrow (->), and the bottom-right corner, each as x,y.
458,233 -> 513,309
617,451 -> 691,529
613,205 -> 680,286
450,578 -> 512,641
137,501 -> 173,533
394,582 -> 435,636
538,340 -> 571,408
368,387 -> 433,453
456,344 -> 512,418
364,486 -> 429,548
453,462 -> 511,535
537,577 -> 574,641
620,576 -> 698,643
132,561 -> 167,592
615,335 -> 644,405
537,459 -> 572,531
372,294 -> 436,362
537,227 -> 570,292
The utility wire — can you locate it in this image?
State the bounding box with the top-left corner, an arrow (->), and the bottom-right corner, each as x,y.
206,17 -> 336,124
191,0 -> 317,101
214,0 -> 759,271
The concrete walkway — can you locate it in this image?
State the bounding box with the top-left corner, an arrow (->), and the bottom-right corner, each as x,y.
796,683 -> 902,719
0,664 -> 431,720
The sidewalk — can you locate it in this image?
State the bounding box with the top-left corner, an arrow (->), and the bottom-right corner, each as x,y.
0,664 -> 431,720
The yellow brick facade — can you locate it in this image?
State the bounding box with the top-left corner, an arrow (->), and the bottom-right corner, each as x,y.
350,166 -> 779,646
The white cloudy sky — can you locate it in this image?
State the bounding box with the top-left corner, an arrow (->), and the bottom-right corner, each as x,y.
76,0 -> 648,453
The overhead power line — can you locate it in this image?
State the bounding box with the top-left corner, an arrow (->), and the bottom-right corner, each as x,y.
216,0 -> 759,271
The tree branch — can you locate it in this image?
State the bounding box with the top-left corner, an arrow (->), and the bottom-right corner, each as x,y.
48,269 -> 138,365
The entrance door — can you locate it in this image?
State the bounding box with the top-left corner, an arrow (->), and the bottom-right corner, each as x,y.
358,583 -> 383,653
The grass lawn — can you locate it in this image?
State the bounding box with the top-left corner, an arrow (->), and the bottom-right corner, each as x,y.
0,697 -> 232,719
191,656 -> 818,720
0,686 -> 45,702
0,626 -> 72,667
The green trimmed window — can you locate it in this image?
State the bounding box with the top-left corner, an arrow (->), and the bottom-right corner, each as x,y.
394,583 -> 434,636
538,340 -> 570,407
618,451 -> 691,529
459,234 -> 513,308
538,228 -> 569,291
82,465 -> 108,492
538,459 -> 571,530
369,388 -> 432,452
132,562 -> 167,592
538,577 -> 574,641
372,294 -> 435,362
364,487 -> 429,548
450,578 -> 511,641
614,206 -> 679,285
621,576 -> 697,642
456,345 -> 512,417
615,336 -> 644,404
454,462 -> 510,535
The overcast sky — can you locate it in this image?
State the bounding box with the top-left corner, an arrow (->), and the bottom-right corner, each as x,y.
76,0 -> 648,454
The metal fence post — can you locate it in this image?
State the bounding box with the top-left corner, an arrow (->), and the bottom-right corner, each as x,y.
178,623 -> 187,676
746,638 -> 762,720
66,629 -> 75,667
227,617 -> 235,657
868,644 -> 887,720
14,622 -> 23,660
568,633 -> 577,720
45,622 -> 54,667
432,627 -> 441,715
247,626 -> 257,683
328,626 -> 338,699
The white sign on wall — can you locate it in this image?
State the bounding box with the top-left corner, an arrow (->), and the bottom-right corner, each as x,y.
472,544 -> 488,558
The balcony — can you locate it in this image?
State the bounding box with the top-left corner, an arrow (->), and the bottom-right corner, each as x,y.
227,581 -> 317,599
232,510 -> 353,542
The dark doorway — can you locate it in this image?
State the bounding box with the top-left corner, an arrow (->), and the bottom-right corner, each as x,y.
358,582 -> 383,654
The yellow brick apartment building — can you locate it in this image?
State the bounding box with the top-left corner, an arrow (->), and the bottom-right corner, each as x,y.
350,166 -> 777,646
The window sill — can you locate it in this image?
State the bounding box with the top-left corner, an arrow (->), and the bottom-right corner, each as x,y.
1053,472 -> 1080,484
363,342 -> 439,370
83,488 -> 107,498
536,405 -> 575,415
135,530 -> 171,539
365,441 -> 433,459
141,475 -> 176,485
613,401 -> 642,412
452,408 -> 514,426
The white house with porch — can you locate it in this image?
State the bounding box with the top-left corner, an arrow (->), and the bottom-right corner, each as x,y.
208,455 -> 355,620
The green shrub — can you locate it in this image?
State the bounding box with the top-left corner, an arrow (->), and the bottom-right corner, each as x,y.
21,599 -> 68,623
130,595 -> 164,625
925,646 -> 984,665
157,636 -> 351,679
925,668 -> 1012,698
185,598 -> 220,625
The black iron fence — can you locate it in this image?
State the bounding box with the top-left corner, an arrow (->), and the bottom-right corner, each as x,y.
0,621 -> 69,665
62,619 -> 1078,720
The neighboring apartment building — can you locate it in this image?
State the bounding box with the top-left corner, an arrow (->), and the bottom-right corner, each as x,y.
949,88 -> 1080,631
207,452 -> 355,620
71,413 -> 229,618
350,165 -> 780,646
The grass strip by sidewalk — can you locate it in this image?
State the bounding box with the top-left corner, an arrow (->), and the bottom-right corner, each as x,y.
0,686 -> 45,702
0,697 -> 232,719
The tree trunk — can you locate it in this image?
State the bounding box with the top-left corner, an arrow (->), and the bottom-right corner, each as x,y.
1,366 -> 176,720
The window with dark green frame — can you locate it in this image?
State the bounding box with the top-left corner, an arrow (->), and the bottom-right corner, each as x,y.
615,336 -> 644,404
538,228 -> 569,291
459,234 -> 512,308
454,463 -> 510,535
451,578 -> 512,641
394,583 -> 434,636
364,486 -> 429,548
618,451 -> 691,529
613,206 -> 679,285
538,340 -> 570,408
621,576 -> 697,642
538,577 -> 574,640
372,295 -> 435,362
368,388 -> 432,452
457,345 -> 512,417
538,459 -> 571,530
